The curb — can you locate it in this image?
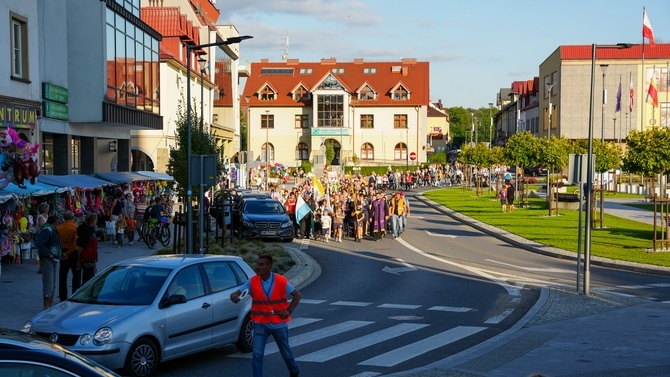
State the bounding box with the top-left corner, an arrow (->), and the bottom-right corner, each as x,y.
414,193 -> 670,278
283,246 -> 317,287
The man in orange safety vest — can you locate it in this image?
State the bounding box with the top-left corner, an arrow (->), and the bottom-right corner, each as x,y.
231,255 -> 302,377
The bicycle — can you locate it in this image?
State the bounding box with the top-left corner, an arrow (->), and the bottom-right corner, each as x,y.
142,217 -> 171,249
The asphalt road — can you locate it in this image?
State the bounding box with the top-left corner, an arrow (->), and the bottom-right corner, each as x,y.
153,191 -> 670,377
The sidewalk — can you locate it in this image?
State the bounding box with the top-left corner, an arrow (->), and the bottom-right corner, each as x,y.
1,238 -> 159,331
383,194 -> 670,377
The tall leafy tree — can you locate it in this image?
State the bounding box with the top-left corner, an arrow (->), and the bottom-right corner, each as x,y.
167,100 -> 224,198
623,128 -> 670,177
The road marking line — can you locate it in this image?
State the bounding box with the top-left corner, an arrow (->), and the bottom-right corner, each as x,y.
359,326 -> 486,367
296,323 -> 429,363
378,304 -> 422,310
617,285 -> 652,290
424,230 -> 457,238
484,308 -> 514,324
300,299 -> 328,304
428,306 -> 474,312
233,320 -> 375,358
288,317 -> 322,329
331,301 -> 373,307
485,259 -> 575,274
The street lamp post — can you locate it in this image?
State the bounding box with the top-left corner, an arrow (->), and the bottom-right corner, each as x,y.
186,35 -> 252,255
600,64 -> 609,143
488,102 -> 494,147
584,43 -> 631,294
265,109 -> 270,192
197,57 -> 207,254
546,82 -> 553,140
470,112 -> 474,145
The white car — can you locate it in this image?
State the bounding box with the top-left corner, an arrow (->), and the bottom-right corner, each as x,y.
23,255 -> 255,377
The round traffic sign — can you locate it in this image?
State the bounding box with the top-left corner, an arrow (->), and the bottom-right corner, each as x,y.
409,152 -> 417,161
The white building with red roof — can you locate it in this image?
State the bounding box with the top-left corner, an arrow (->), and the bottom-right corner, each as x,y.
241,58 -> 430,172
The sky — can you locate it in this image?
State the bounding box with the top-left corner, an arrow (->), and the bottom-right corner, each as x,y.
217,0 -> 670,109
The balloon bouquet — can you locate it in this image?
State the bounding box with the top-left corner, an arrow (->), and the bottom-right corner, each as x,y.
0,125 -> 40,189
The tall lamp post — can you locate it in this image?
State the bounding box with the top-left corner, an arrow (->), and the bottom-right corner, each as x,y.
197,57 -> 207,254
186,35 -> 253,255
488,102 -> 494,147
546,82 -> 553,140
265,109 -> 270,191
584,43 -> 631,294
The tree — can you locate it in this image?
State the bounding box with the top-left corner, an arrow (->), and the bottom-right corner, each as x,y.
503,131 -> 538,168
239,109 -> 248,152
325,141 -> 335,165
623,128 -> 670,177
167,100 -> 224,199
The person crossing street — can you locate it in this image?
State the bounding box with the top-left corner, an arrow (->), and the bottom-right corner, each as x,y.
230,255 -> 301,377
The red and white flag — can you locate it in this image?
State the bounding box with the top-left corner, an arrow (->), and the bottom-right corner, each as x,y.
643,9 -> 655,45
647,79 -> 658,108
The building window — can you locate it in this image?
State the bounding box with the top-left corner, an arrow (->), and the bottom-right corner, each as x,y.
360,114 -> 374,129
261,113 -> 274,129
359,86 -> 375,101
363,68 -> 377,74
318,74 -> 344,90
294,86 -> 310,101
360,143 -> 374,160
317,94 -> 344,127
262,143 -> 274,161
10,14 -> 28,80
392,86 -> 409,101
295,114 -> 309,129
394,143 -> 408,160
260,86 -> 276,101
299,68 -> 313,74
394,114 -> 408,129
296,142 -> 309,160
105,7 -> 160,113
331,68 -> 344,74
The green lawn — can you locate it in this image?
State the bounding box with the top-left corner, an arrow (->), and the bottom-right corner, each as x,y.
423,187 -> 670,267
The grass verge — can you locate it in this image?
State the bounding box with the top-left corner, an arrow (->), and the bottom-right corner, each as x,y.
423,187 -> 670,267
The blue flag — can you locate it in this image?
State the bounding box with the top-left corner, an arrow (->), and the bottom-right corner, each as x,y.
615,82 -> 622,112
295,195 -> 311,222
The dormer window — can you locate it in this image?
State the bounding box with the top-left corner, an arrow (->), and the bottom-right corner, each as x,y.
318,74 -> 344,90
260,85 -> 276,101
359,85 -> 375,101
392,85 -> 409,101
293,85 -> 310,101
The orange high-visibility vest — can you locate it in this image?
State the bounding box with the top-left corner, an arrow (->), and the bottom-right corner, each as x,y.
250,274 -> 290,324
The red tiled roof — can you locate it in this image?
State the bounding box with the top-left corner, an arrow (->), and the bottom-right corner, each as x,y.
242,59 -> 430,107
142,7 -> 201,46
560,43 -> 670,60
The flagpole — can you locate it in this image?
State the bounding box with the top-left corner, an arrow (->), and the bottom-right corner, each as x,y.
618,75 -> 622,146
666,61 -> 669,127
641,7 -> 646,133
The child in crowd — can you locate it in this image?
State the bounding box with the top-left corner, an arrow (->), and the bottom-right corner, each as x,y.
115,213 -> 127,247
313,209 -> 323,241
320,210 -> 332,243
125,213 -> 136,246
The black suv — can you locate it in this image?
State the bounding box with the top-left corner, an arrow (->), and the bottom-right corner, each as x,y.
236,198 -> 294,242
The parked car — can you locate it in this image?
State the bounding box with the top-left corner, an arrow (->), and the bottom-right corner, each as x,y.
0,328 -> 119,377
22,255 -> 255,377
524,166 -> 548,177
236,198 -> 294,242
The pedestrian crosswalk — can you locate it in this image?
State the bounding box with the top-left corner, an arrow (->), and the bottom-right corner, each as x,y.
228,316 -> 488,368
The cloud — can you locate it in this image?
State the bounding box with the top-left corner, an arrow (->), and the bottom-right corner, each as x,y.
219,0 -> 381,27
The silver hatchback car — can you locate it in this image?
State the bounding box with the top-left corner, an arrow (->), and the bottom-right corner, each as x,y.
22,255 -> 255,377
